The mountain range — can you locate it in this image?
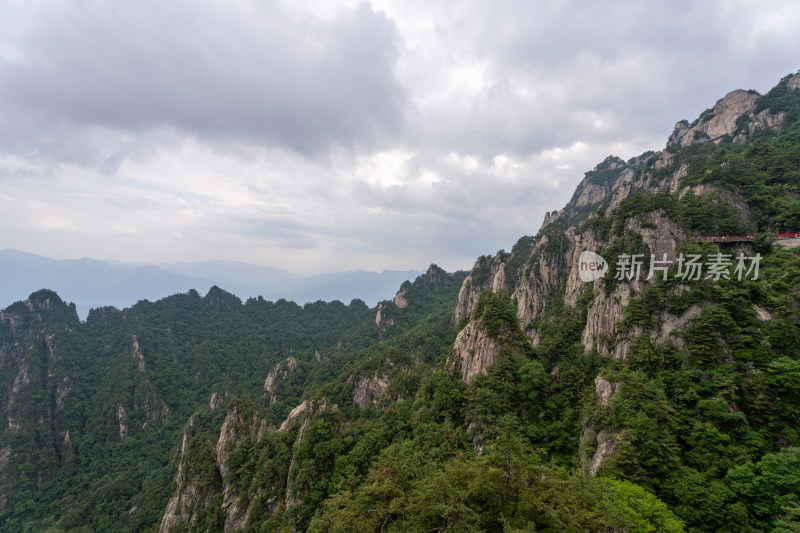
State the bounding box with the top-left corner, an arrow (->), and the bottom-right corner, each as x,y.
0,248 -> 423,319
1,71 -> 800,532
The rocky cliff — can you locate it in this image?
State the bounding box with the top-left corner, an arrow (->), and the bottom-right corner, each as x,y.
449,71 -> 800,473
159,396 -> 336,532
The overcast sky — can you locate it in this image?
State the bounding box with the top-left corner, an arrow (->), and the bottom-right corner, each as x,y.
1,0 -> 799,275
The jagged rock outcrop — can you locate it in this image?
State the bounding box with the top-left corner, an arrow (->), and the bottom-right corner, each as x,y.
394,287 -> 408,309
263,356 -> 298,405
132,335 -> 146,373
160,402 -> 271,533
209,391 -> 224,410
454,253 -> 510,324
450,321 -> 502,384
752,304 -> 774,322
574,157 -> 629,207
579,375 -> 622,476
452,75 -> 799,364
589,428 -> 619,476
377,264 -> 454,329
580,211 -> 685,359
594,375 -> 619,407
669,90 -> 759,147
651,304 -> 703,349
280,398 -> 337,509
216,405 -> 270,532
117,406 -> 128,441
668,74 -> 800,148
279,398 -> 336,432
159,416 -> 222,533
160,396 -> 339,532
375,302 -> 395,328
540,209 -> 565,231
351,371 -> 392,408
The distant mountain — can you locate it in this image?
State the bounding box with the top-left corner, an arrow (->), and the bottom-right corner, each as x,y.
159,259 -> 293,287
0,249 -> 423,318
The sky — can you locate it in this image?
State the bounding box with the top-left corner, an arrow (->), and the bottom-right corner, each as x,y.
1,0 -> 799,275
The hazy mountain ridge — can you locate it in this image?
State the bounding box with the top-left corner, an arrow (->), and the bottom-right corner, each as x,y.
0,248 -> 423,318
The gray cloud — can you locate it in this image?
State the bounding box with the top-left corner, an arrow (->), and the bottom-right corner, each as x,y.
0,1 -> 406,155
1,0 -> 799,274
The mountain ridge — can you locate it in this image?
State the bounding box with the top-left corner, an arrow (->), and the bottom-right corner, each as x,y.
1,71 -> 800,532
0,248 -> 424,319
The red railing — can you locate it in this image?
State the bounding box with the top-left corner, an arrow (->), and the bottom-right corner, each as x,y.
694,233 -> 799,243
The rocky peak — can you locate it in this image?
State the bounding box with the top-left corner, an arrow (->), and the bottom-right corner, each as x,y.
453,253 -> 511,324
424,263 -> 446,282
668,89 -> 758,147
279,398 -> 336,432
203,286 -> 242,310
788,72 -> 800,91
393,287 -> 409,309
539,209 -> 563,231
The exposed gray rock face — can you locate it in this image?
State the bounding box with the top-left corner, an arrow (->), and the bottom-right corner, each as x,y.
651,304 -> 703,349
280,400 -> 310,432
159,429 -> 199,533
160,396 -> 337,532
117,406 -> 128,441
788,73 -> 800,91
216,407 -> 269,532
132,335 -> 145,373
450,321 -> 501,384
280,399 -> 336,509
589,428 -> 618,476
159,416 -> 221,533
279,398 -> 336,432
393,288 -> 408,309
575,181 -> 611,207
209,391 -> 224,410
605,168 -> 636,212
752,304 -> 774,322
579,376 -> 622,476
594,375 -> 619,407
375,302 -> 395,328
539,209 -> 564,231
668,79 -> 798,148
454,253 -> 509,324
263,357 -> 298,405
563,232 -> 596,309
582,281 -> 636,358
684,183 -> 758,228
352,371 -> 392,408
579,211 -> 685,359
668,90 -> 758,147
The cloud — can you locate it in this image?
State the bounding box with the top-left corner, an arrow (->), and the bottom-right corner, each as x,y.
0,1 -> 407,155
1,0 -> 799,274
